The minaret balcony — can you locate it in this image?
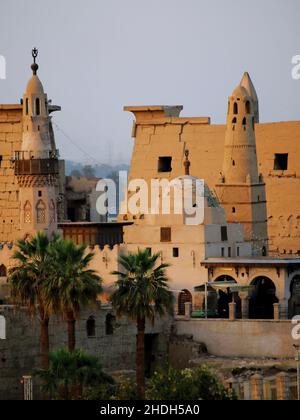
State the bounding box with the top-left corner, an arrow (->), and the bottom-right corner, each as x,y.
14,157 -> 59,176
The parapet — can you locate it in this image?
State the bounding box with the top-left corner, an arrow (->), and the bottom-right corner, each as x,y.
124,105 -> 183,122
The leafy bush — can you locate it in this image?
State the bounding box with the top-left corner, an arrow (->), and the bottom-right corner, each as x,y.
146,365 -> 236,400
36,348 -> 114,400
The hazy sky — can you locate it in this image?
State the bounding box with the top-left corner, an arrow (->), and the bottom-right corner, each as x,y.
1,0 -> 300,164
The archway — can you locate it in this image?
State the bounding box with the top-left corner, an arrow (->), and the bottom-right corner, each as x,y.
214,275 -> 240,319
289,275 -> 300,318
249,277 -> 278,319
178,289 -> 192,315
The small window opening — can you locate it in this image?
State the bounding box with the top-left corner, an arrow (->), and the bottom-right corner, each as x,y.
158,156 -> 172,173
173,248 -> 179,258
274,154 -> 288,171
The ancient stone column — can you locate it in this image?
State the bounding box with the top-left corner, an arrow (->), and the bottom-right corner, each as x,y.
276,372 -> 290,400
240,292 -> 249,319
250,374 -> 264,400
184,302 -> 192,319
229,302 -> 237,320
22,375 -> 33,400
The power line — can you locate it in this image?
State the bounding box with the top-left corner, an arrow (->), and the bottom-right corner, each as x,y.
52,121 -> 105,166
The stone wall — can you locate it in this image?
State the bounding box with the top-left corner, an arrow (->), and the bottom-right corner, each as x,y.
0,305 -> 171,400
0,106 -> 22,242
174,318 -> 297,358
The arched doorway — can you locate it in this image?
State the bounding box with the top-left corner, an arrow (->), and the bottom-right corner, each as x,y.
289,275 -> 300,318
178,289 -> 192,315
214,275 -> 240,319
249,277 -> 278,319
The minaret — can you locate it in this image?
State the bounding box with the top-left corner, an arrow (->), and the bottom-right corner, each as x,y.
15,48 -> 59,238
216,73 -> 268,256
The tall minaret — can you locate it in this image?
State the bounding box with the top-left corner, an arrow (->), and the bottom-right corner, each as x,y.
216,73 -> 268,256
15,48 -> 59,238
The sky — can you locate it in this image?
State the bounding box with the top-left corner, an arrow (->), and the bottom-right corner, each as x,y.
0,0 -> 300,164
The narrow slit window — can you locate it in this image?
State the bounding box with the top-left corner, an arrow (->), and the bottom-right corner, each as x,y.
35,98 -> 40,116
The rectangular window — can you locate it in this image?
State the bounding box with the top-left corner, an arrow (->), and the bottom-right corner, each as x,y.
173,248 -> 179,258
161,227 -> 171,242
274,154 -> 288,171
237,247 -> 240,257
221,247 -> 225,257
0,156 -> 2,168
158,156 -> 172,173
228,247 -> 231,258
221,226 -> 228,242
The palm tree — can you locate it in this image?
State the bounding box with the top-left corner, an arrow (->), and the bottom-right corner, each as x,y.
9,232 -> 59,368
111,249 -> 173,399
45,240 -> 102,352
36,348 -> 114,400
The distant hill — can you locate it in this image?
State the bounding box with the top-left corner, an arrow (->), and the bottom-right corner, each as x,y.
65,161 -> 130,178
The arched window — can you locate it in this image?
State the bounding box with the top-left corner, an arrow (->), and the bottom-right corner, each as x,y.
35,98 -> 40,116
0,264 -> 7,277
246,101 -> 251,114
49,199 -> 56,224
36,200 -> 46,224
105,313 -> 116,335
25,98 -> 29,115
233,102 -> 238,115
232,160 -> 236,166
178,289 -> 192,315
24,201 -> 32,224
86,316 -> 96,337
242,117 -> 247,126
232,117 -> 237,124
232,207 -> 236,214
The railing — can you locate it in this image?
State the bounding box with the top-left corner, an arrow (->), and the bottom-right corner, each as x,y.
14,158 -> 59,175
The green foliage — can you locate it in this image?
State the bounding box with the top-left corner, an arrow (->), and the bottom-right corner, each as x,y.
9,232 -> 60,313
111,248 -> 173,323
145,365 -> 236,401
36,348 -> 114,400
112,378 -> 138,401
44,239 -> 102,319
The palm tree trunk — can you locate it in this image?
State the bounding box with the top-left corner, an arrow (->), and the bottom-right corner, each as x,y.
67,314 -> 76,352
136,316 -> 145,399
40,316 -> 50,369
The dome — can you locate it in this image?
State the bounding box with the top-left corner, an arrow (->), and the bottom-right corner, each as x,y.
174,176 -> 220,208
25,74 -> 44,95
231,84 -> 248,99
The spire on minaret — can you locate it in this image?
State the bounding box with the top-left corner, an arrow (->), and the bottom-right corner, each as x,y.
239,72 -> 259,123
184,150 -> 191,175
31,47 -> 39,75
